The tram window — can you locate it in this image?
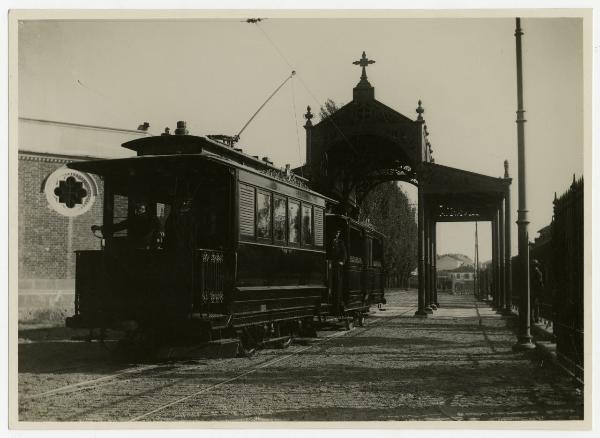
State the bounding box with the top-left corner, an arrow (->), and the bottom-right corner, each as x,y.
256,191 -> 272,239
273,196 -> 286,242
373,238 -> 383,267
349,227 -> 363,263
366,237 -> 373,266
288,200 -> 301,244
302,204 -> 313,245
113,195 -> 129,237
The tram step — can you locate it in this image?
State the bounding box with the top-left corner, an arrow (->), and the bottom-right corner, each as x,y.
292,337 -> 320,345
260,336 -> 293,349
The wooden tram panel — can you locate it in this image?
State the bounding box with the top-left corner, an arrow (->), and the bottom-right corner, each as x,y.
67,135 -> 383,342
65,132 -> 386,342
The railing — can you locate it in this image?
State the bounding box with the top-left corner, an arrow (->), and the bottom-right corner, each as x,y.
507,177 -> 583,377
193,249 -> 227,314
552,177 -> 583,373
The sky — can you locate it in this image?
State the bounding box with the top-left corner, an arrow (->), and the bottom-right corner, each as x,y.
17,15 -> 584,262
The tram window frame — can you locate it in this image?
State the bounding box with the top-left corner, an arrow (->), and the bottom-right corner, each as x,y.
301,203 -> 313,247
256,190 -> 273,241
112,194 -> 129,237
273,195 -> 287,243
365,236 -> 373,267
373,237 -> 383,267
288,199 -> 301,246
348,226 -> 364,264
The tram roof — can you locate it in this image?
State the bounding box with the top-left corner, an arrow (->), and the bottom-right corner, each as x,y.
325,213 -> 386,238
67,151 -> 338,203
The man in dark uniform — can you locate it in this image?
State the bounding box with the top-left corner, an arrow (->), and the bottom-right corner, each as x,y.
330,228 -> 347,312
163,198 -> 200,252
531,258 -> 544,324
91,201 -> 162,249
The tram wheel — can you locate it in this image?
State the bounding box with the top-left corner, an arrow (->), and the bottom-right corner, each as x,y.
277,336 -> 293,349
237,327 -> 260,358
344,318 -> 354,331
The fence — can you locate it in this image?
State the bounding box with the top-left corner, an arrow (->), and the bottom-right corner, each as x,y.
505,177 -> 583,378
552,177 -> 584,376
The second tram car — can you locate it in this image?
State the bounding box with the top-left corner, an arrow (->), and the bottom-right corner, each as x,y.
65,127 -> 385,352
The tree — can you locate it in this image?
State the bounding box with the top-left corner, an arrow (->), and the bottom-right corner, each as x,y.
319,99 -> 418,288
319,98 -> 343,121
359,182 -> 418,289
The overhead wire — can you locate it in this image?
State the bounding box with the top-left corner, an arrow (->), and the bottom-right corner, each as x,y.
249,19 -> 358,156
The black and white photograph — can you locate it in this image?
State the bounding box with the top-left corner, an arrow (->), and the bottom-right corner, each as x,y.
6,3 -> 595,430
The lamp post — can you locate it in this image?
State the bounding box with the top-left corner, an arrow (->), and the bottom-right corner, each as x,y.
513,17 -> 535,350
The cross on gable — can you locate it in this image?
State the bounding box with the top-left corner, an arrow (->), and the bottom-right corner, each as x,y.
353,51 -> 375,81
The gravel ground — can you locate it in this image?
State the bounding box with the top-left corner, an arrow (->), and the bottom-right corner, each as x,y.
17,289 -> 583,422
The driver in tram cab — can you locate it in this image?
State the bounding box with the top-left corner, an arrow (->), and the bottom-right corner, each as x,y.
330,228 -> 347,310
91,201 -> 162,249
163,197 -> 200,251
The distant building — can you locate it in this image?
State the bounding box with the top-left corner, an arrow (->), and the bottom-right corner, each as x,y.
17,117 -> 149,323
436,253 -> 473,271
436,253 -> 475,293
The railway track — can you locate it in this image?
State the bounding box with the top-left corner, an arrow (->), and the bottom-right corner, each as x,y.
19,306 -> 417,421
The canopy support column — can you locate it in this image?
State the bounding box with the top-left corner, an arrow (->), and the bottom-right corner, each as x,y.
429,217 -> 437,310
424,207 -> 433,314
498,198 -> 506,313
415,187 -> 428,317
433,220 -> 439,308
491,211 -> 498,309
504,176 -> 513,313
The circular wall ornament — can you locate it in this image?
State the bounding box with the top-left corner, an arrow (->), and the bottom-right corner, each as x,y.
44,166 -> 98,217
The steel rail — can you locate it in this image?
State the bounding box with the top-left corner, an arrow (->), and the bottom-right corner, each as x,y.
130,305 -> 417,421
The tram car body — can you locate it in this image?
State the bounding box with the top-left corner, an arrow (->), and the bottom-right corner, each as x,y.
325,214 -> 386,320
65,130 -> 385,344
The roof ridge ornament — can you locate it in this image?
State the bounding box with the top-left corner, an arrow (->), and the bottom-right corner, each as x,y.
352,51 -> 376,101
416,100 -> 425,121
353,51 -> 375,84
304,105 -> 313,127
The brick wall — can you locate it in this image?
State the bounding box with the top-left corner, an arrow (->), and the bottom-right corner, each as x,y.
18,152 -> 104,323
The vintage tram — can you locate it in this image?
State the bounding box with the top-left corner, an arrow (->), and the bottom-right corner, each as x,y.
65,124 -> 385,352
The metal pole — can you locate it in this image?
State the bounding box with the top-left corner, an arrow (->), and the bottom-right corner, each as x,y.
513,17 -> 535,349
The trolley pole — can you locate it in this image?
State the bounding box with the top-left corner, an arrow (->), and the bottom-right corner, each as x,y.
513,17 -> 535,350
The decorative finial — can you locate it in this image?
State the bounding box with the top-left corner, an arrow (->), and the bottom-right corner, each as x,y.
515,18 -> 523,37
416,100 -> 424,121
304,105 -> 313,127
161,127 -> 171,136
174,120 -> 188,135
353,51 -> 375,82
554,192 -> 557,202
504,160 -> 509,178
